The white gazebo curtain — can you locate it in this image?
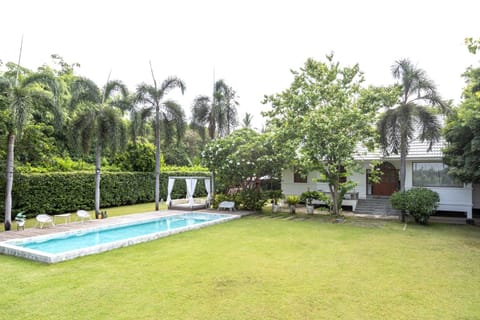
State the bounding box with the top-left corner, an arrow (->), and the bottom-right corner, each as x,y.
204,178 -> 211,203
185,178 -> 198,207
166,178 -> 175,206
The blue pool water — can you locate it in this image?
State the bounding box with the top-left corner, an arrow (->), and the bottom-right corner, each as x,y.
20,213 -> 227,254
0,212 -> 237,263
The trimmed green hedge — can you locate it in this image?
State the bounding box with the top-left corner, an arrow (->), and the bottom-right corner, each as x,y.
0,171 -> 209,219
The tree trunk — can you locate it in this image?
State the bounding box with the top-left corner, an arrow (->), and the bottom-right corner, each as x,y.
155,105 -> 160,211
4,133 -> 15,231
329,183 -> 339,215
399,144 -> 407,222
95,143 -> 102,216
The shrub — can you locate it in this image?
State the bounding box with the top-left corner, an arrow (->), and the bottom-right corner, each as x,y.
212,193 -> 239,209
390,188 -> 440,225
237,189 -> 269,211
300,190 -> 322,205
268,190 -> 284,205
213,190 -> 268,211
285,195 -> 300,206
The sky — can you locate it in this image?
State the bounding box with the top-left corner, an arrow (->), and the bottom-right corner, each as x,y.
1,0 -> 479,130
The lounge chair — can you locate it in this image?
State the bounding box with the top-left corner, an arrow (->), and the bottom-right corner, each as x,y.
218,201 -> 235,211
76,210 -> 92,223
35,214 -> 54,228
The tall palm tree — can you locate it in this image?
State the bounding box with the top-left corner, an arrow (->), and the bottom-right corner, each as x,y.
71,77 -> 128,216
136,65 -> 186,211
377,59 -> 448,221
191,79 -> 239,139
1,70 -> 59,230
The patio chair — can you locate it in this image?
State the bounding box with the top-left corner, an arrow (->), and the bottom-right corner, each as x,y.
35,214 -> 54,228
15,212 -> 26,231
76,210 -> 92,223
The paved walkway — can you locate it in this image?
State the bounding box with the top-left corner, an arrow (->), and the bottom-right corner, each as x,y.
0,209 -> 250,242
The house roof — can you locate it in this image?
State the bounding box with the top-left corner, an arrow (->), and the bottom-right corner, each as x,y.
354,138 -> 444,161
355,114 -> 446,161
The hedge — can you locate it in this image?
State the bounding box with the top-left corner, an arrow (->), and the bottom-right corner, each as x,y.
0,171 -> 210,219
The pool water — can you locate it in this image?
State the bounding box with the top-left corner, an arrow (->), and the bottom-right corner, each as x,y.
0,212 -> 238,263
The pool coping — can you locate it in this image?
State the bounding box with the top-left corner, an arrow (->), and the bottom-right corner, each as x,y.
0,210 -> 242,264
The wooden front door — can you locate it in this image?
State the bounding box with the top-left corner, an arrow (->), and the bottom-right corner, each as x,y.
372,162 -> 398,196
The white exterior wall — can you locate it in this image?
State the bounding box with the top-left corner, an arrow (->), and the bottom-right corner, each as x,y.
473,184 -> 480,209
281,168 -> 319,196
350,167 -> 367,199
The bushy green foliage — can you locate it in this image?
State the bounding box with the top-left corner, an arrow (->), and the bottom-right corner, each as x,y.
202,128 -> 285,193
115,141 -> 156,172
300,190 -> 323,205
212,193 -> 239,209
285,195 -> 300,206
212,190 -> 268,211
389,191 -> 408,211
390,188 -> 440,225
237,189 -> 268,211
0,171 -> 209,219
268,190 -> 284,204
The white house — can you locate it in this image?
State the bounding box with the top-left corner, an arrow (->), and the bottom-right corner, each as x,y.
281,138 -> 477,223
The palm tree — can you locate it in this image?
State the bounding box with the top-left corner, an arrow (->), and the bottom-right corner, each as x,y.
71,77 -> 128,216
191,79 -> 239,139
136,65 -> 186,211
377,59 -> 448,221
242,112 -> 253,129
1,70 -> 59,230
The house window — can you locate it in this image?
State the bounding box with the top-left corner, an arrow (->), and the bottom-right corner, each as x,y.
293,168 -> 307,183
412,162 -> 463,187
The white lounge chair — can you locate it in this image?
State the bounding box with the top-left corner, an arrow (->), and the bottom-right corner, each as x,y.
35,214 -> 54,228
218,201 -> 235,211
76,210 -> 92,223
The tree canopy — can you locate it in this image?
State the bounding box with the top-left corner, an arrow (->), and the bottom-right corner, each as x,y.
444,39 -> 480,183
263,54 -> 380,215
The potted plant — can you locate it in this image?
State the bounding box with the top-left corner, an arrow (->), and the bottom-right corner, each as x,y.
285,195 -> 300,214
300,190 -> 320,214
269,190 -> 284,213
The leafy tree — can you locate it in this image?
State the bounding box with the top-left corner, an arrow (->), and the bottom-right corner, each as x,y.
70,77 -> 128,216
263,55 -> 381,215
15,123 -> 58,165
191,79 -> 239,139
202,128 -> 284,194
444,39 -> 480,183
115,141 -> 156,172
465,37 -> 480,54
377,59 -> 448,221
0,67 -> 60,230
136,64 -> 186,210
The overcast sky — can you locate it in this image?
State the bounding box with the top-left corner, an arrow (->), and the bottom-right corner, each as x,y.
1,0 -> 479,130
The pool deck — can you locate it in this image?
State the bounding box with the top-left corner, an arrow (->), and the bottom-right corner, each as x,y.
0,209 -> 251,242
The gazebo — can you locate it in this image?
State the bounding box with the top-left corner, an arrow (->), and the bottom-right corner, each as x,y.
166,175 -> 213,210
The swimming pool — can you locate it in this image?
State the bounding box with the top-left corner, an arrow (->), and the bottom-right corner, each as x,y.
0,212 -> 239,264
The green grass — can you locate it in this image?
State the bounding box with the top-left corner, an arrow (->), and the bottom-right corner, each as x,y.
1,210 -> 479,319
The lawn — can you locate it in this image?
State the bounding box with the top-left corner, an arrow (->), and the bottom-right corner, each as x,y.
0,209 -> 479,319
